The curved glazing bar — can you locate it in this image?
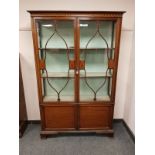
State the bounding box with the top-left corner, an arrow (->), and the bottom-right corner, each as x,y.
42,21 -> 71,101
82,21 -> 111,101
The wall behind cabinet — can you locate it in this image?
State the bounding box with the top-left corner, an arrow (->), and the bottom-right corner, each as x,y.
19,0 -> 135,134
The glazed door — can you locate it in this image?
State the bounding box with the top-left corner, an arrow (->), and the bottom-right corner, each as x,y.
36,19 -> 76,102
79,19 -> 116,102
35,18 -> 116,103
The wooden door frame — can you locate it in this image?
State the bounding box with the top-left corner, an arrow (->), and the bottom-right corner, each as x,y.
31,17 -> 78,104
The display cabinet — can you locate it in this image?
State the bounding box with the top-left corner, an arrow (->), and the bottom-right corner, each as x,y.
19,58 -> 27,137
28,11 -> 125,137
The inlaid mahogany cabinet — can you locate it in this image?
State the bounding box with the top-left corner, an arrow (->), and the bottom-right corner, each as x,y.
28,11 -> 125,137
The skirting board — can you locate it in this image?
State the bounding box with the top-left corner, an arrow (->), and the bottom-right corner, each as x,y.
27,119 -> 135,142
121,120 -> 135,143
113,119 -> 135,142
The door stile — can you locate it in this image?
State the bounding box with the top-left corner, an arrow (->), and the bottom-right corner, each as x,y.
111,18 -> 122,102
32,17 -> 43,103
75,18 -> 80,103
75,17 -> 80,130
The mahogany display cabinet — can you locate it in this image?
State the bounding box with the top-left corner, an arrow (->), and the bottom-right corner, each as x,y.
28,11 -> 125,138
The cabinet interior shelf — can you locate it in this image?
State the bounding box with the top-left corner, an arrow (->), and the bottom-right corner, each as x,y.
43,95 -> 74,102
41,72 -> 112,78
39,47 -> 115,51
43,95 -> 110,102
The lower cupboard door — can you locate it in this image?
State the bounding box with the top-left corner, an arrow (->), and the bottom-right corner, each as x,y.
79,105 -> 113,130
43,106 -> 76,130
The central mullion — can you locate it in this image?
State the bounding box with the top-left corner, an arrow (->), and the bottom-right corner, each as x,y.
74,18 -> 80,130
75,18 -> 80,103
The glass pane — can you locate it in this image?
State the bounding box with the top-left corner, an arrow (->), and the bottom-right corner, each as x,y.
39,49 -> 74,73
80,77 -> 111,101
80,50 -> 108,72
80,20 -> 115,102
37,20 -> 74,48
42,78 -> 74,102
80,21 -> 115,49
37,20 -> 75,102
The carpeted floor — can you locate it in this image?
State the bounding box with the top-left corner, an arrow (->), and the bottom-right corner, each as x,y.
19,122 -> 135,155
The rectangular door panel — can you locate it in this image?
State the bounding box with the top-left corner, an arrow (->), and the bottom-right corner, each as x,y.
44,105 -> 76,130
79,105 -> 113,129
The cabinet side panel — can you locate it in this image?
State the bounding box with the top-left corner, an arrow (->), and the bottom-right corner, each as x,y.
111,17 -> 123,102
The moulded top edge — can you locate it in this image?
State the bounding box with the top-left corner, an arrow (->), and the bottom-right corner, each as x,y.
27,10 -> 126,14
